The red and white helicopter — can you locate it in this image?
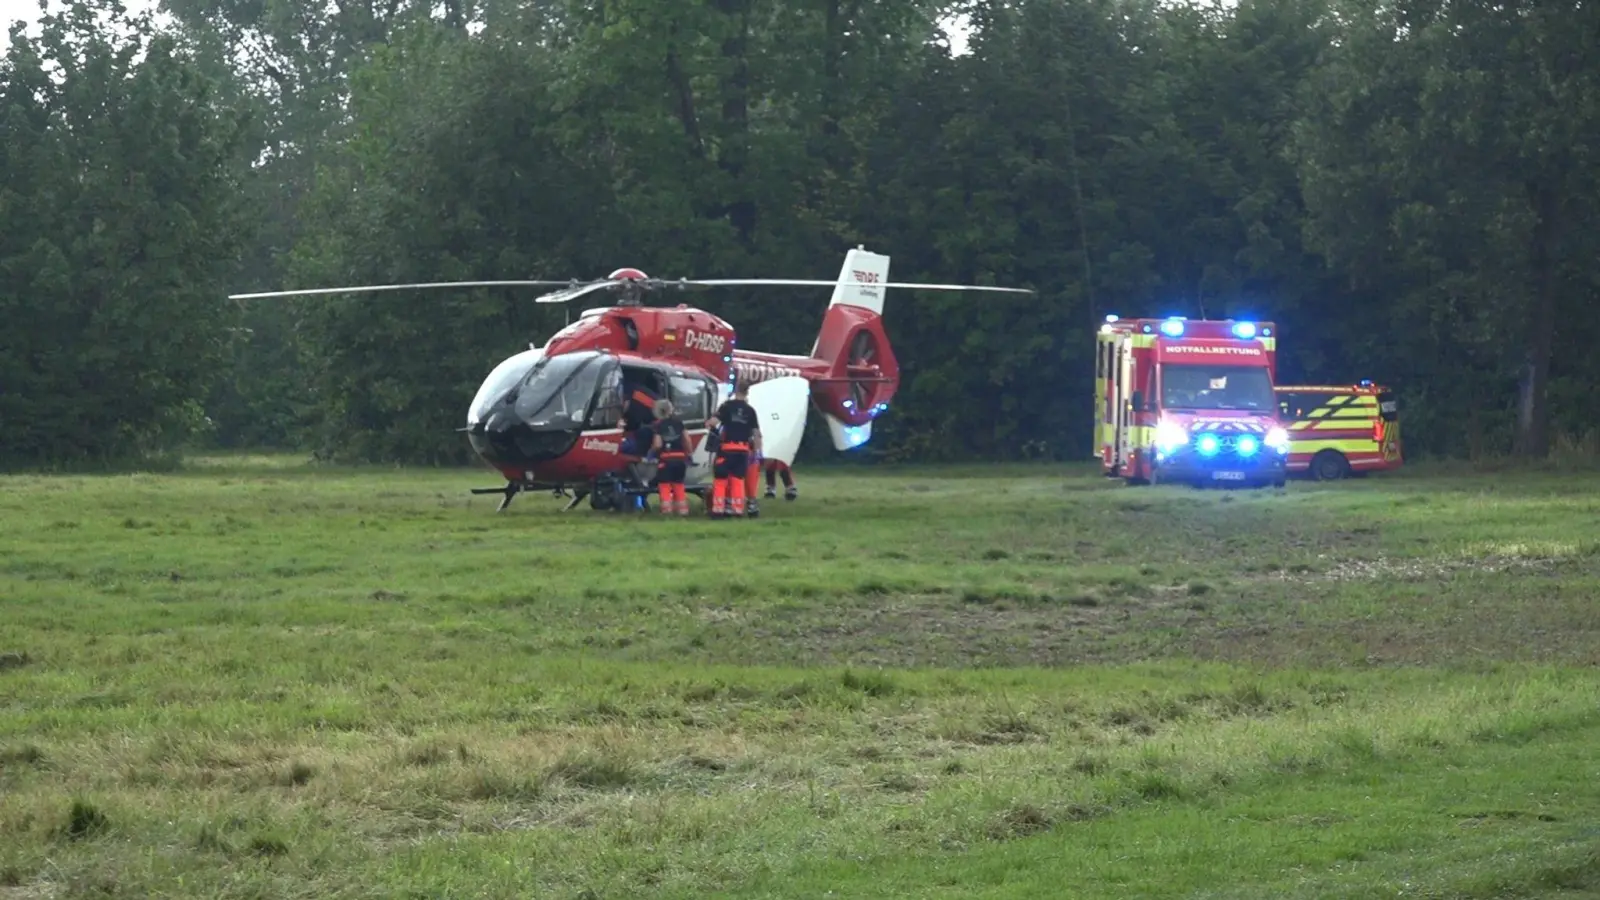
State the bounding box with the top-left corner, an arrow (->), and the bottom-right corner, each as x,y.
230,247 -> 1032,512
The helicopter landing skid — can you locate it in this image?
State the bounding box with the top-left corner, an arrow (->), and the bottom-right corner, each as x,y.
472,479 -> 569,512
471,481 -> 522,512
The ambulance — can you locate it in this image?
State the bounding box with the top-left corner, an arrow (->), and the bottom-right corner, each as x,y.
1094,316 -> 1289,488
1274,381 -> 1402,480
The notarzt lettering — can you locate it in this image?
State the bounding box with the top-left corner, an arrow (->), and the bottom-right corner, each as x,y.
733,360 -> 802,385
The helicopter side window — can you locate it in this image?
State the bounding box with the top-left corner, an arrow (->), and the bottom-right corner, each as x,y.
669,374 -> 711,425
587,365 -> 625,429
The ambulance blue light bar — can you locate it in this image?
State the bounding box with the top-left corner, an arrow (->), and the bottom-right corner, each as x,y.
1231,321 -> 1257,339
1159,319 -> 1185,338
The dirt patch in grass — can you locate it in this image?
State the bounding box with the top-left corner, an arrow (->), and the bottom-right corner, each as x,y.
689,553 -> 1600,669
699,591 -> 1218,668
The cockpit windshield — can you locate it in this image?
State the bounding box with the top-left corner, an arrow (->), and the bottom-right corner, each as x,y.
469,349 -> 543,424
510,351 -> 617,429
1160,363 -> 1275,412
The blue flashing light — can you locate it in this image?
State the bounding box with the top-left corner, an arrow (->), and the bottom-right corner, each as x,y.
1159,319 -> 1185,338
842,399 -> 855,409
840,423 -> 871,449
1141,324 -> 1153,334
1105,314 -> 1119,323
1261,327 -> 1272,336
1231,321 -> 1257,340
1195,433 -> 1221,456
1237,435 -> 1259,456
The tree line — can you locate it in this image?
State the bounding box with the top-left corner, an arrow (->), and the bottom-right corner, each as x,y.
3,0 -> 1596,469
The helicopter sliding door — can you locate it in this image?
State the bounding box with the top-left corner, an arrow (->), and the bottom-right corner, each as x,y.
668,372 -> 717,485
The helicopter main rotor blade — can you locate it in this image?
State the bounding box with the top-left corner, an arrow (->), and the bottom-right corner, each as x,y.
534,281 -> 619,304
228,280 -> 575,300
682,278 -> 1035,294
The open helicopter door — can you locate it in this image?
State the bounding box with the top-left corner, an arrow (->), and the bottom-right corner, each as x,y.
747,376 -> 810,466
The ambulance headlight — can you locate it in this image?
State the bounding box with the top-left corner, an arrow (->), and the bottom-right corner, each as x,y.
1265,427 -> 1290,453
1155,421 -> 1188,453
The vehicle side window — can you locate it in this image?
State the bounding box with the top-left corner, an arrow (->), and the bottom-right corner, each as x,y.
669,374 -> 710,425
1279,392 -> 1314,419
587,366 -> 624,428
1377,391 -> 1399,421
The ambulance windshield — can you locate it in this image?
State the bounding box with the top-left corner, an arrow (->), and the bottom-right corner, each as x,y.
1160,364 -> 1275,412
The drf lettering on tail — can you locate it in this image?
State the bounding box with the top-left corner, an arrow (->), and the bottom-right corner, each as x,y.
684,329 -> 726,354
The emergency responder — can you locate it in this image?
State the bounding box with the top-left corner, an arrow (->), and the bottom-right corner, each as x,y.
745,446 -> 763,518
705,380 -> 761,518
618,380 -> 658,457
764,458 -> 797,500
650,398 -> 690,516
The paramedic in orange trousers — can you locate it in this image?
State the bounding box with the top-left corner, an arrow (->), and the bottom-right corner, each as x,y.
650,399 -> 690,516
745,446 -> 763,517
705,380 -> 761,518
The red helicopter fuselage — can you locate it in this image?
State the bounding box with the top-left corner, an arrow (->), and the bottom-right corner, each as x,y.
225,245 -> 1031,511
462,268 -> 899,500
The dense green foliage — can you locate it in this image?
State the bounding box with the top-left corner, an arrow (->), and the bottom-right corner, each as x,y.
3,0 -> 1597,466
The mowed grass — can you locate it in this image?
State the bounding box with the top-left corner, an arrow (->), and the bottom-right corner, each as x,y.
2,454 -> 1599,898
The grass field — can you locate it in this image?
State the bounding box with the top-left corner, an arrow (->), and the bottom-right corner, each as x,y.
2,455 -> 1599,898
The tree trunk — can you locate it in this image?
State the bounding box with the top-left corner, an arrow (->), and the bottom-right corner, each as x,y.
714,0 -> 754,247
1515,182 -> 1560,458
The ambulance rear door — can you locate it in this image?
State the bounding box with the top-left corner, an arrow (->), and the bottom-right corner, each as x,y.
1112,334 -> 1136,472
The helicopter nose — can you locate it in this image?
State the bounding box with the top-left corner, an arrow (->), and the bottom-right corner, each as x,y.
466,418 -> 581,468
481,409 -> 518,434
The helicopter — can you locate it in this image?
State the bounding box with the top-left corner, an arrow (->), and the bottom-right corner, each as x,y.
229,246 -> 1033,513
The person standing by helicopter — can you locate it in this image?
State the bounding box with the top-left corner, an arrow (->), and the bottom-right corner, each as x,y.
764,459 -> 797,501
706,379 -> 761,518
650,399 -> 690,516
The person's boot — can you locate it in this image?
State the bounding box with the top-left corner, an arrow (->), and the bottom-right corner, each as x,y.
785,485 -> 797,501
764,486 -> 776,499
